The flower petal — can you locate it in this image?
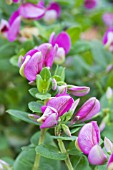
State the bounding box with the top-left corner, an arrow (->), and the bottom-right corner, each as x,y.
88,145 -> 107,165
78,121 -> 100,154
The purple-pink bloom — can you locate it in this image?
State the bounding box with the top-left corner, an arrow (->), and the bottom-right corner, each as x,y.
37,106 -> 58,129
88,145 -> 107,165
67,85 -> 90,97
19,3 -> 45,20
71,97 -> 100,123
104,137 -> 113,154
19,43 -> 57,81
84,0 -> 97,9
7,10 -> 21,42
78,121 -> 100,155
102,13 -> 113,27
44,94 -> 74,117
103,27 -> 113,52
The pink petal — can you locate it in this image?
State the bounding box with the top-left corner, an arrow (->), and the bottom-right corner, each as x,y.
108,153 -> 113,168
102,13 -> 113,27
24,52 -> 43,81
88,145 -> 107,165
19,3 -> 45,20
78,121 -> 100,155
51,31 -> 71,54
40,113 -> 58,129
7,15 -> 21,42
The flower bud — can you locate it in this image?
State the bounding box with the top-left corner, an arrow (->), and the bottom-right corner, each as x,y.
52,78 -> 57,90
104,137 -> 113,154
68,85 -> 90,97
71,97 -> 100,123
88,145 -> 107,165
102,13 -> 113,27
78,121 -> 100,155
62,124 -> 71,137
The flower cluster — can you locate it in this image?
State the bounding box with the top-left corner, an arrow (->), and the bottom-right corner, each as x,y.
77,122 -> 113,169
0,1 -> 61,41
19,31 -> 71,82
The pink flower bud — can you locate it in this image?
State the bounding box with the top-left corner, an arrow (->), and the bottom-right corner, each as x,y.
54,47 -> 65,64
43,10 -> 57,24
88,145 -> 107,165
68,85 -> 90,97
78,121 -> 100,155
13,0 -> 19,3
72,97 -> 100,123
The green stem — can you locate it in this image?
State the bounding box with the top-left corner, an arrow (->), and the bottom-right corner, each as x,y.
32,129 -> 46,170
58,139 -> 74,170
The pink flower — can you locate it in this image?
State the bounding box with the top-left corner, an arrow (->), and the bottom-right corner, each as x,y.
103,27 -> 113,52
78,121 -> 100,155
19,3 -> 45,20
37,106 -> 58,129
49,31 -> 71,64
102,13 -> 113,27
71,97 -> 100,123
19,43 -> 57,81
43,94 -> 74,117
44,2 -> 61,24
88,145 -> 107,165
84,0 -> 97,9
67,85 -> 90,97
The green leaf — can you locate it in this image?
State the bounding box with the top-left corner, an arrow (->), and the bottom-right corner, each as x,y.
36,144 -> 67,160
7,110 -> 38,125
40,67 -> 51,81
29,88 -> 38,98
54,66 -> 65,81
52,136 -> 77,141
36,75 -> 51,93
10,55 -> 19,67
67,25 -> 81,44
0,43 -> 16,59
14,146 -> 35,170
74,155 -> 91,170
35,93 -> 51,100
28,101 -> 43,113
